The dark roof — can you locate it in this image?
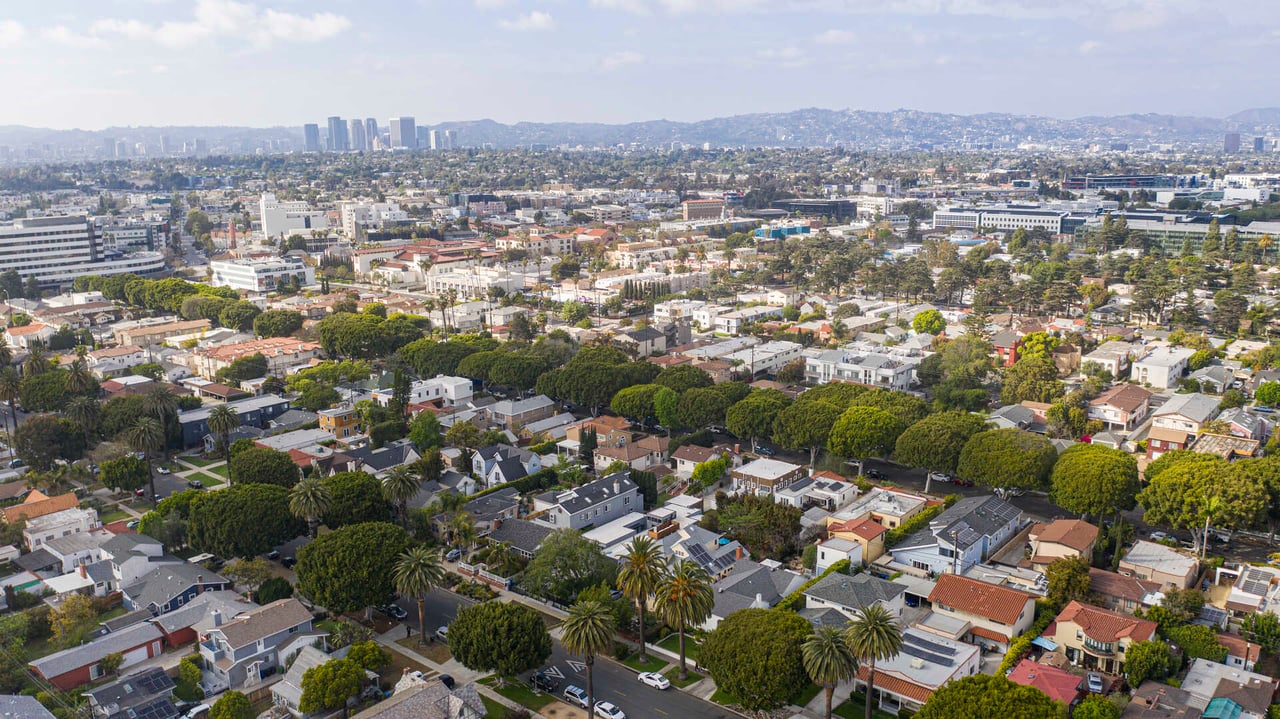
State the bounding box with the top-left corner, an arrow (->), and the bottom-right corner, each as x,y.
464,487 -> 520,523
84,667 -> 175,709
0,696 -> 55,719
798,607 -> 850,629
490,457 -> 528,483
487,519 -> 554,555
101,609 -> 154,633
14,548 -> 59,572
123,564 -> 229,610
804,572 -> 906,610
932,495 -> 1021,551
624,327 -> 665,342
346,441 -> 417,472
101,533 -> 162,559
545,472 -> 637,514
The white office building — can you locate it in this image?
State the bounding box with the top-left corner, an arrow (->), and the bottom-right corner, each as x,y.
0,216 -> 164,287
210,257 -> 315,293
340,202 -> 410,238
258,193 -> 329,239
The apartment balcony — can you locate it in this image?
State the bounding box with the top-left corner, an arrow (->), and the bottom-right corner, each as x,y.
1082,638 -> 1115,656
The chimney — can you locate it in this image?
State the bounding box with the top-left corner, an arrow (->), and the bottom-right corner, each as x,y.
211,610 -> 222,627
735,546 -> 744,560
196,575 -> 203,594
78,564 -> 87,578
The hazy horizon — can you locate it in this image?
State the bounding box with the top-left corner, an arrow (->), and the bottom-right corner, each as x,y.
0,0 -> 1277,130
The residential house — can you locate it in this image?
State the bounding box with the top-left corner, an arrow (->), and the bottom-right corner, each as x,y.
485,395 -> 556,430
2,491 -> 80,525
814,538 -> 863,573
1088,384 -> 1153,431
518,413 -> 576,442
43,530 -> 113,574
990,331 -> 1022,367
533,473 -> 640,531
989,404 -> 1036,431
565,416 -> 633,448
1222,565 -> 1280,619
889,495 -> 1023,576
853,627 -> 981,715
1218,634 -> 1261,673
1083,340 -> 1138,378
29,621 -> 166,689
826,516 -> 889,566
86,345 -> 148,378
23,507 -> 101,551
4,323 -> 55,349
1147,427 -> 1194,460
1125,682 -> 1200,719
927,574 -> 1036,652
272,643 -> 377,718
803,572 -> 907,619
731,457 -> 806,498
1026,519 -> 1099,571
1191,432 -> 1262,460
593,436 -> 667,473
122,563 -> 231,615
197,598 -> 320,692
192,338 -> 323,380
614,327 -> 667,358
802,350 -> 914,391
372,375 -> 472,409
1088,568 -> 1161,614
472,445 -> 540,486
99,534 -> 183,596
1119,540 -> 1200,589
485,519 -> 554,559
704,558 -> 806,630
1049,600 -> 1158,675
1007,660 -> 1083,709
774,473 -> 859,511
318,403 -> 364,439
671,444 -> 734,480
0,696 -> 56,719
352,678 -> 485,719
653,522 -> 744,580
450,488 -> 521,540
178,395 -> 291,448
1216,407 -> 1272,442
84,668 -> 178,719
345,440 -> 421,479
1132,345 -> 1196,389
1191,365 -> 1236,394
1152,393 -> 1220,434
1181,659 -> 1277,719
830,487 -> 930,530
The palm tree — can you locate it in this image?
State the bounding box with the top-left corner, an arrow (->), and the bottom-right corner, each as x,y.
289,478 -> 331,538
561,600 -> 616,713
206,404 -> 239,476
24,344 -> 48,376
144,386 -> 178,462
393,546 -> 446,646
64,396 -> 100,447
618,536 -> 663,663
803,626 -> 859,719
65,357 -> 95,395
845,603 -> 903,719
0,366 -> 21,446
125,417 -> 165,506
381,465 -> 421,528
653,559 -> 714,680
0,336 -> 11,369
448,511 -> 475,551
485,540 -> 514,575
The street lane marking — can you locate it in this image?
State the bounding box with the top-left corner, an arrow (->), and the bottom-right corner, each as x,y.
567,660 -> 586,672
543,666 -> 564,679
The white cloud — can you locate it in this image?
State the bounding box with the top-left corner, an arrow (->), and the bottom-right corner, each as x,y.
601,50 -> 644,70
755,46 -> 808,67
0,19 -> 24,48
42,25 -> 108,48
499,11 -> 556,31
814,29 -> 856,45
1078,39 -> 1101,54
89,0 -> 350,49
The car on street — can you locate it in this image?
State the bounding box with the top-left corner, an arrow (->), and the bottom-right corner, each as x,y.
156,466 -> 170,474
562,686 -> 589,709
951,477 -> 974,487
187,479 -> 204,489
445,548 -> 462,562
7,459 -> 23,469
862,468 -> 885,480
1149,531 -> 1172,543
1086,673 -> 1104,694
530,671 -> 559,693
265,550 -> 281,560
126,519 -> 140,529
437,674 -> 454,690
378,604 -> 408,620
637,672 -> 670,690
594,701 -> 626,719
435,626 -> 449,643
927,471 -> 952,484
281,556 -> 297,569
755,446 -> 776,456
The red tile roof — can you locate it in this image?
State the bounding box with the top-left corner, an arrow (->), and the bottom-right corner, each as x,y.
830,517 -> 888,541
1033,519 -> 1099,552
1217,633 -> 1261,665
928,574 -> 1033,625
1007,659 -> 1082,705
855,668 -> 933,704
1056,600 -> 1157,643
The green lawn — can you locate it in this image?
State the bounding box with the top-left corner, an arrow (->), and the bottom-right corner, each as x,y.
833,693 -> 898,719
656,634 -> 700,662
197,472 -> 224,487
397,637 -> 451,664
667,669 -> 702,689
205,464 -> 229,478
480,695 -> 507,719
621,653 -> 666,672
99,508 -> 131,523
316,619 -> 343,636
479,677 -> 554,712
792,682 -> 822,707
710,687 -> 739,706
183,456 -> 218,467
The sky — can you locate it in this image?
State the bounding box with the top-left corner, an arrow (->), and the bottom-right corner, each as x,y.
0,0 -> 1276,129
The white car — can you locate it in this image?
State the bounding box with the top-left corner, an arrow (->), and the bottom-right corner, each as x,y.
156,466 -> 171,474
594,702 -> 626,719
637,672 -> 670,690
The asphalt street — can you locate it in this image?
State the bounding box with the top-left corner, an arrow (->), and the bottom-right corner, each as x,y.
392,588 -> 734,719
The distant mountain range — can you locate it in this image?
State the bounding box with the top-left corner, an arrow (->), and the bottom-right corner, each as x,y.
3,107 -> 1280,154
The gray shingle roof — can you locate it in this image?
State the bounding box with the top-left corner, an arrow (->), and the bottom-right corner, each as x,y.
487,519 -> 553,555
101,533 -> 162,560
14,548 -> 59,572
932,495 -> 1022,551
803,572 -> 906,611
31,621 -> 163,678
123,563 -> 229,611
213,598 -> 312,650
464,487 -> 520,523
0,695 -> 55,719
545,472 -> 637,514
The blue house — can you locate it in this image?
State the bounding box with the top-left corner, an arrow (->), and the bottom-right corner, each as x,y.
178,394 -> 291,448
122,563 -> 231,615
889,495 -> 1023,576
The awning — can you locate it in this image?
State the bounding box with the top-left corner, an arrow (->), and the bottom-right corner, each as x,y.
1031,637 -> 1058,651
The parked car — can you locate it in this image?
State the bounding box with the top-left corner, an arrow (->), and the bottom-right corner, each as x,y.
182,704 -> 210,719
436,626 -> 449,643
862,468 -> 885,480
951,477 -> 974,487
927,471 -> 952,484
126,519 -> 140,529
281,556 -> 297,569
530,671 -> 559,693
437,675 -> 454,690
1086,673 -> 1104,694
134,488 -> 147,497
378,604 -> 408,621
7,459 -> 23,469
445,548 -> 462,562
155,466 -> 170,474
1149,531 -> 1172,543
265,550 -> 281,560
562,686 -> 589,709
187,479 -> 204,489
594,701 -> 626,719
637,672 -> 670,690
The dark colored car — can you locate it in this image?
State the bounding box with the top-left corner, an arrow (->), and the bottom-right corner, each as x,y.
530,671 -> 559,693
265,550 -> 281,560
951,477 -> 974,487
863,469 -> 885,480
187,479 -> 204,489
438,675 -> 455,690
281,556 -> 297,569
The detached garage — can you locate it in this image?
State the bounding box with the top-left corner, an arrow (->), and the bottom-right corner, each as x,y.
30,622 -> 164,690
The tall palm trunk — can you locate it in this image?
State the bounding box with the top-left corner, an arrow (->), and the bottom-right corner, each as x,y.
146,454 -> 157,508
416,598 -> 426,647
864,660 -> 876,719
585,656 -> 595,717
677,626 -> 688,680
824,683 -> 834,719
635,599 -> 647,663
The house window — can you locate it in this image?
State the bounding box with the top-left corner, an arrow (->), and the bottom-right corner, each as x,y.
90,663 -> 104,679
912,560 -> 930,571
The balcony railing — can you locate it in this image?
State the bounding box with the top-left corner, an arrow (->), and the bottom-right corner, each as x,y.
1083,638 -> 1114,656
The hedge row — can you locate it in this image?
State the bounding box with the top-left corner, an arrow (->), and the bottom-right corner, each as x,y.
776,559 -> 853,612
468,467 -> 559,500
998,598 -> 1058,674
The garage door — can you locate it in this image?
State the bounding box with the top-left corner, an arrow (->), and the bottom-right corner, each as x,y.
121,645 -> 150,666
